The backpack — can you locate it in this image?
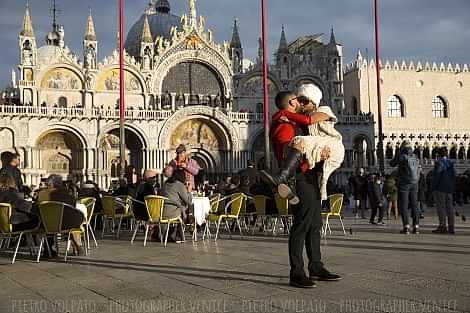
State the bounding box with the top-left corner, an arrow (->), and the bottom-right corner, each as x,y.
403,154 -> 420,185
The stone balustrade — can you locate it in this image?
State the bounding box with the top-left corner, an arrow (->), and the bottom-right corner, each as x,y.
0,105 -> 265,123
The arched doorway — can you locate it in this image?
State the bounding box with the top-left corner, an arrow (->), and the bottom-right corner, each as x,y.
100,128 -> 145,178
169,118 -> 227,178
352,135 -> 373,169
36,130 -> 85,181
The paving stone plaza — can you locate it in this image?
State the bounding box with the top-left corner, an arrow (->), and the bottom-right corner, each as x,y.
1,207 -> 469,313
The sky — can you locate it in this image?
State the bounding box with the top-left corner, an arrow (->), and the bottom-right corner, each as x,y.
1,0 -> 470,87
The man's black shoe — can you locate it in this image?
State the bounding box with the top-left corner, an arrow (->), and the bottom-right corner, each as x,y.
310,268 -> 342,281
289,276 -> 317,288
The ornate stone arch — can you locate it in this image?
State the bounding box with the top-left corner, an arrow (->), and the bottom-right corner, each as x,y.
153,49 -> 233,96
289,75 -> 329,100
95,65 -> 147,94
37,64 -> 85,90
158,106 -> 240,151
29,122 -> 89,149
97,122 -> 149,149
237,71 -> 282,95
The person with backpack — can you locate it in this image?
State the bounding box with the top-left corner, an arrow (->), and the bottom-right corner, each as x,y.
431,147 -> 456,234
390,141 -> 421,234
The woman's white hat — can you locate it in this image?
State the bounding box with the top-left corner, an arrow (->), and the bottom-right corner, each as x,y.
297,83 -> 323,105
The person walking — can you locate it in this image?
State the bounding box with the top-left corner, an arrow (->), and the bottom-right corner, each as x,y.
390,141 -> 421,234
383,174 -> 398,220
369,174 -> 385,225
417,168 -> 427,219
350,168 -> 368,219
431,148 -> 456,234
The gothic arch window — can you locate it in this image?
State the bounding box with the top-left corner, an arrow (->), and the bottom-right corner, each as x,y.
449,146 -> 458,159
432,96 -> 448,118
387,95 -> 404,118
23,40 -> 32,50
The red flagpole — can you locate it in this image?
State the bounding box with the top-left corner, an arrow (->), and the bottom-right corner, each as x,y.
374,0 -> 385,173
119,0 -> 126,178
261,0 -> 271,170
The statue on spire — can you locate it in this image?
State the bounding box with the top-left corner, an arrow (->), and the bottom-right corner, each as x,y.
189,0 -> 197,28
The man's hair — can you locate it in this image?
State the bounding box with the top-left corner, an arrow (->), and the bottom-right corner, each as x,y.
1,151 -> 17,166
47,174 -> 64,189
168,169 -> 186,184
274,91 -> 295,110
438,147 -> 448,158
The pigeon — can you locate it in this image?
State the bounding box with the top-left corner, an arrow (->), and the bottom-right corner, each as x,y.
462,215 -> 466,222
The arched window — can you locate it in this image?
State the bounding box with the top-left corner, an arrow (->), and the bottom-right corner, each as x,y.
256,103 -> 263,113
432,96 -> 448,118
58,96 -> 67,108
387,95 -> 404,117
351,96 -> 359,115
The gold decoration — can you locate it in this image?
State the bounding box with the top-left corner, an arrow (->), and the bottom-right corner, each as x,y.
96,69 -> 142,92
41,68 -> 81,90
186,35 -> 203,50
171,119 -> 219,150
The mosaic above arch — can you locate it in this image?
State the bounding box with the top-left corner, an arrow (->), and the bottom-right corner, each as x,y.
239,76 -> 279,97
96,69 -> 143,92
40,67 -> 82,90
171,119 -> 220,151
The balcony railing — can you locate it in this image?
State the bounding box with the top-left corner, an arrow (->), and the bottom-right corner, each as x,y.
338,114 -> 374,124
0,105 -> 264,123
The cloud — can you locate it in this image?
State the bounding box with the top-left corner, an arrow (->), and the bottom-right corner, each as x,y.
0,0 -> 469,87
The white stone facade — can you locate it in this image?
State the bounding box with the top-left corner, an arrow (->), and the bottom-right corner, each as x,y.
344,52 -> 470,174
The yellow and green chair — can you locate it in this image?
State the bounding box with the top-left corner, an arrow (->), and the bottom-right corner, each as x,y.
321,194 -> 346,237
37,201 -> 85,262
79,197 -> 98,251
0,203 -> 39,264
101,196 -> 132,239
204,193 -> 248,241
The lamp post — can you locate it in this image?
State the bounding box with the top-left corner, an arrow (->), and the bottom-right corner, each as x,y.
118,0 -> 126,179
374,0 -> 385,174
261,0 -> 271,170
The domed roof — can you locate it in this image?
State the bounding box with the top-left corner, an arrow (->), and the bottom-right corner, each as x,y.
125,2 -> 181,57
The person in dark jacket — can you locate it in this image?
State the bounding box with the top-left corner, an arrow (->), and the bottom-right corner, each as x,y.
238,160 -> 260,189
390,141 -> 420,234
134,170 -> 158,221
417,168 -> 427,219
368,174 -> 385,225
78,181 -> 103,213
350,168 -> 368,219
431,148 -> 456,234
36,175 -> 84,255
0,151 -> 24,194
0,174 -> 39,231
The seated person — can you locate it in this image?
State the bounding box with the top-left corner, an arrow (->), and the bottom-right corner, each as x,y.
159,169 -> 192,242
0,174 -> 39,232
36,175 -> 85,255
78,181 -> 103,214
134,170 -> 158,221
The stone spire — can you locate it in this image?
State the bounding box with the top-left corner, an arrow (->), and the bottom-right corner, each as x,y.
20,3 -> 34,37
141,14 -> 153,43
257,37 -> 263,64
230,19 -> 241,49
329,27 -> 336,44
84,9 -> 97,41
278,25 -> 288,54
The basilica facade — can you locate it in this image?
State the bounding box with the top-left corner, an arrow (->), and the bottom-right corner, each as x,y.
0,0 -> 378,188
